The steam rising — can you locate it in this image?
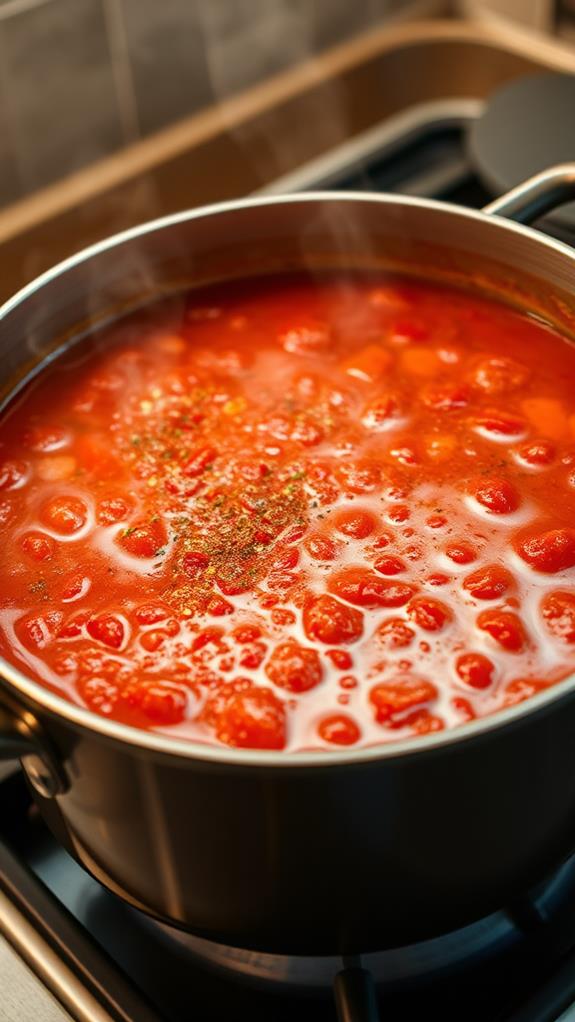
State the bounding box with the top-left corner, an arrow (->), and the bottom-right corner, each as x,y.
196,0 -> 352,186
4,0 -> 399,396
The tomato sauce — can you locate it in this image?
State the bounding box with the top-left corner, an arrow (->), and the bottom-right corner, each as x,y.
1,273 -> 575,752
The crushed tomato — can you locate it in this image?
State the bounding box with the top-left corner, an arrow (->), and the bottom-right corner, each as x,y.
1,273 -> 575,751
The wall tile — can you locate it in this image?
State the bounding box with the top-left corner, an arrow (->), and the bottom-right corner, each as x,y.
310,0 -> 385,50
0,0 -> 123,194
120,0 -> 213,137
195,0 -> 313,97
0,81 -> 21,207
311,0 -> 427,50
0,0 -> 425,206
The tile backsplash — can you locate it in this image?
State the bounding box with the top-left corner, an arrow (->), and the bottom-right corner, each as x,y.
1,0 -> 123,193
0,0 -> 417,207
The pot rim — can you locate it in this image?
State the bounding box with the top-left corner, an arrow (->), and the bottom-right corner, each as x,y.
2,188 -> 575,768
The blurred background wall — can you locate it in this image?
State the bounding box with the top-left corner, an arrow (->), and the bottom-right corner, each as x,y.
0,0 -> 439,207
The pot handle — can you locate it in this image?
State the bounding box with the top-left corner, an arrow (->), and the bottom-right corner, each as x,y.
483,164 -> 575,225
0,701 -> 68,797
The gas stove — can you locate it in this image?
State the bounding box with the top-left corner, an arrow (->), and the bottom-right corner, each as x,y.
3,72 -> 575,1022
5,764 -> 575,1022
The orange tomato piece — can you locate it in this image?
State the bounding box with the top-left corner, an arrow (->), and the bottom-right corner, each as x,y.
521,398 -> 568,440
340,344 -> 392,382
400,347 -> 441,377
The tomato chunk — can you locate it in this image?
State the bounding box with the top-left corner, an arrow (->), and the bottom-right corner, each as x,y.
475,410 -> 525,437
24,424 -> 68,451
445,541 -> 476,565
336,459 -> 381,494
329,568 -> 414,609
373,555 -> 406,576
238,641 -> 267,669
20,531 -> 55,562
305,533 -> 337,561
477,609 -> 527,652
40,495 -> 87,535
370,679 -> 438,724
471,477 -> 519,514
16,610 -> 63,651
503,677 -> 547,706
517,529 -> 575,574
407,597 -> 451,631
0,460 -> 28,491
117,519 -> 167,558
129,681 -> 188,724
471,357 -> 528,394
455,652 -> 494,690
182,551 -> 210,577
78,676 -> 120,716
540,591 -> 575,643
136,605 -> 169,626
318,714 -> 360,745
463,565 -> 513,601
265,642 -> 323,693
362,394 -> 402,430
422,383 -> 469,411
183,446 -> 217,477
87,614 -> 126,650
333,508 -> 376,538
326,649 -> 353,670
203,682 -> 286,749
97,496 -> 131,524
303,594 -> 364,645
376,618 -> 415,648
516,440 -> 555,467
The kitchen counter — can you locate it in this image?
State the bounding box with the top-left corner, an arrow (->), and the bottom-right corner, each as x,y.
0,934 -> 71,1022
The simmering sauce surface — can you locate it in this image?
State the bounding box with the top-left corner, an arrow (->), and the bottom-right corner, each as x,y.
1,273 -> 575,751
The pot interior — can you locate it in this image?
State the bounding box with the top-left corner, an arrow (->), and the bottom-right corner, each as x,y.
2,192 -> 575,766
3,194 -> 575,408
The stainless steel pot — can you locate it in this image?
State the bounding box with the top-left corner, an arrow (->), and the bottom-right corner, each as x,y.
2,166 -> 575,955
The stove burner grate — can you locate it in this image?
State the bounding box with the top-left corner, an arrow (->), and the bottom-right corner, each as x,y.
139,855 -> 575,993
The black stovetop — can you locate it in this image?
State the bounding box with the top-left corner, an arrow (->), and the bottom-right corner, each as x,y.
3,83 -> 575,1022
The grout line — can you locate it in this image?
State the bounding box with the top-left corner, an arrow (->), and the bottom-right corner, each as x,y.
100,0 -> 141,144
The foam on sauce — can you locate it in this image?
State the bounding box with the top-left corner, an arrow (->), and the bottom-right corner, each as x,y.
1,272 -> 575,752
